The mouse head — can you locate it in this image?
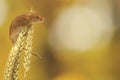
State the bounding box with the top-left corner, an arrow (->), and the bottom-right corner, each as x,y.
27,8 -> 44,23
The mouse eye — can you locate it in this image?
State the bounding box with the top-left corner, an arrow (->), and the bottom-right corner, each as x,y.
36,16 -> 39,19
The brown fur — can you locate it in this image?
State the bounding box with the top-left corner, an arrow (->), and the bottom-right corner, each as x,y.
9,12 -> 43,44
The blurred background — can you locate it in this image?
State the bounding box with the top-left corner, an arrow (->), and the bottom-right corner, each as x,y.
0,0 -> 120,80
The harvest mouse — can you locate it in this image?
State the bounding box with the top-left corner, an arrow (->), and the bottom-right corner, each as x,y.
9,10 -> 44,44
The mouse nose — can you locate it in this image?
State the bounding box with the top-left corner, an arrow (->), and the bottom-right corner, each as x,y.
39,16 -> 44,23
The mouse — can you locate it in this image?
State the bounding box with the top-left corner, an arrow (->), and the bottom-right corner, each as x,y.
9,10 -> 44,44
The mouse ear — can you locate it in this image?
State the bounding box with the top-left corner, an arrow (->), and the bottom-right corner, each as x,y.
30,7 -> 36,13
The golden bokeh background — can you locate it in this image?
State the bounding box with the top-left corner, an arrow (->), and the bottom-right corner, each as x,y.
0,0 -> 120,80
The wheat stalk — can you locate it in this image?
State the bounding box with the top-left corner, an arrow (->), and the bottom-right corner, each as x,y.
4,28 -> 28,80
11,28 -> 29,80
23,27 -> 33,80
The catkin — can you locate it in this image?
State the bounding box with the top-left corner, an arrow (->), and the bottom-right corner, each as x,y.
23,27 -> 33,80
4,28 -> 28,80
